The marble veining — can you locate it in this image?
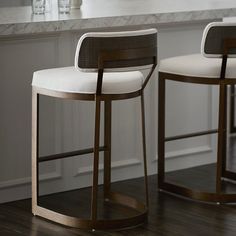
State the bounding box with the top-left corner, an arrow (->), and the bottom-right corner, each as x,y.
0,0 -> 236,36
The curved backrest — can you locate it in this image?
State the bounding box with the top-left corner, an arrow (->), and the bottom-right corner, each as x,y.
201,22 -> 236,58
74,28 -> 157,72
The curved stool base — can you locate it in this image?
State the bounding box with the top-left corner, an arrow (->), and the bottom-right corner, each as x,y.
159,182 -> 236,203
33,191 -> 148,230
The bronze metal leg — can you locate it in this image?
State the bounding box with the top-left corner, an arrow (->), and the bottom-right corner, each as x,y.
230,85 -> 236,133
141,91 -> 149,207
91,96 -> 101,223
32,90 -> 39,214
221,85 -> 236,182
158,73 -> 166,188
216,83 -> 227,194
104,100 -> 112,200
221,85 -> 228,178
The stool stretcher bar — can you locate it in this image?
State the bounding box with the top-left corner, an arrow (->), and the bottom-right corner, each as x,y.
165,129 -> 218,142
38,146 -> 107,163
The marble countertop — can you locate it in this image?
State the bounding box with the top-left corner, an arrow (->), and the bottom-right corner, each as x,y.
1,0 -> 236,36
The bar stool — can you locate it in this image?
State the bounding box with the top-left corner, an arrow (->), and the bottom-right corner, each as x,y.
31,29 -> 157,230
158,22 -> 236,203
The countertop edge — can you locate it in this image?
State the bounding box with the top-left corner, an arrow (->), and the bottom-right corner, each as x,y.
1,8 -> 236,37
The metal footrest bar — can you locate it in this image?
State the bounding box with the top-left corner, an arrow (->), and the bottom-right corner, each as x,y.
33,191 -> 147,230
159,181 -> 236,203
39,146 -> 107,163
165,129 -> 218,142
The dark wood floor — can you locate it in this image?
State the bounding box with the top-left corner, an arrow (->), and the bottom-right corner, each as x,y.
2,136 -> 236,235
1,163 -> 236,236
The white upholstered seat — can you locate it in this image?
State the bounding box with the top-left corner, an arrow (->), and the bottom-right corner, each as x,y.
159,53 -> 236,78
32,67 -> 144,94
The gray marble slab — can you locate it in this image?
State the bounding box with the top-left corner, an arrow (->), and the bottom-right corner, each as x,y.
1,0 -> 236,36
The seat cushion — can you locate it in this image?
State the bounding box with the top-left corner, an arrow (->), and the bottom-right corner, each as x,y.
32,67 -> 144,94
159,54 -> 236,78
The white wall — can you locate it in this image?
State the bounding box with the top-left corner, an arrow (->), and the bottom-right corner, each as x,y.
0,22 -> 218,203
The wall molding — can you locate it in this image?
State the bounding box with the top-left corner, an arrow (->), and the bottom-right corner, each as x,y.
153,144 -> 213,162
0,163 -> 62,189
75,158 -> 141,176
